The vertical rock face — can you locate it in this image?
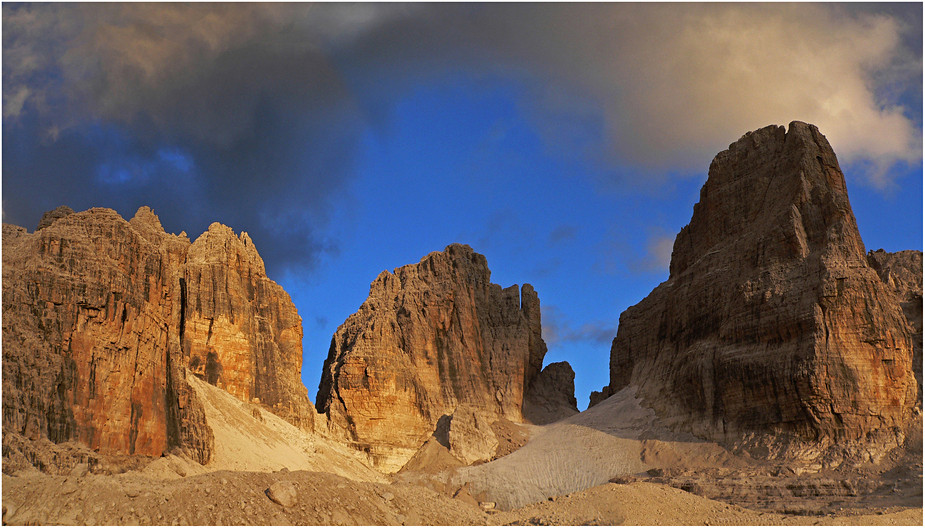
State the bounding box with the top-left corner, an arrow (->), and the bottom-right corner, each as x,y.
316,244 -> 552,471
2,208 -> 200,461
524,361 -> 580,425
2,206 -> 313,466
867,249 -> 923,397
183,223 -> 315,430
602,122 -> 917,462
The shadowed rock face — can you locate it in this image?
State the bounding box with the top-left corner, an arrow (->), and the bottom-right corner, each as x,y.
316,244 -> 560,471
600,122 -> 917,463
524,361 -> 580,425
2,206 -> 314,464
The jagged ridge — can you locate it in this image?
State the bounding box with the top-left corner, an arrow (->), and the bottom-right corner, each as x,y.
316,243 -> 576,471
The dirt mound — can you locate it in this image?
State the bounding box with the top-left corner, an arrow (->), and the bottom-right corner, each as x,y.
187,375 -> 383,482
493,481 -> 923,526
1,469 -> 485,526
398,438 -> 464,475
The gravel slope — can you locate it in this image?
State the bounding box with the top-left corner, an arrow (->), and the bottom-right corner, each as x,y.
450,386 -> 746,509
3,383 -> 920,525
186,375 -> 384,482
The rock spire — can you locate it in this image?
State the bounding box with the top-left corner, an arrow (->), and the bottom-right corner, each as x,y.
598,122 -> 917,463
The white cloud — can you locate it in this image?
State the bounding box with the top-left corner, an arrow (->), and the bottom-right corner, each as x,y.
487,3 -> 922,187
3,86 -> 30,118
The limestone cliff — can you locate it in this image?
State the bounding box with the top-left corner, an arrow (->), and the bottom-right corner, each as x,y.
316,244 -> 560,471
183,222 -> 314,429
599,122 -> 917,463
867,249 -> 923,398
2,206 -> 313,467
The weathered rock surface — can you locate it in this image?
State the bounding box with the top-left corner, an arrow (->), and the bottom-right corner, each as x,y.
183,222 -> 314,430
524,361 -> 580,425
446,404 -> 500,465
266,480 -> 299,508
316,243 -> 559,471
2,206 -> 313,468
867,249 -> 923,397
599,122 -> 917,463
2,208 -> 198,462
35,205 -> 74,231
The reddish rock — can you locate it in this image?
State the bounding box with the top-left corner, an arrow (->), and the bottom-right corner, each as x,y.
316,244 -> 554,471
3,208 -> 194,460
2,206 -> 313,466
601,122 -> 917,463
183,223 -> 314,430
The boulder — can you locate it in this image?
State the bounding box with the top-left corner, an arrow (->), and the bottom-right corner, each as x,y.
266,480 -> 299,508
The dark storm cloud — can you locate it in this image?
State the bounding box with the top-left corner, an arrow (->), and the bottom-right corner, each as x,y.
3,3 -> 363,273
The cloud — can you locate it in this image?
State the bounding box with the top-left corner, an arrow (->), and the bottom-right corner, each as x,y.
549,225 -> 578,245
396,3 -> 921,186
7,4 -> 922,169
542,306 -> 615,346
628,230 -> 676,274
486,3 -> 921,186
2,3 -> 365,273
3,3 -> 921,275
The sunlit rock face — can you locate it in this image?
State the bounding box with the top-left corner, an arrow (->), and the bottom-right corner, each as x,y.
2,206 -> 313,464
183,222 -> 314,430
599,122 -> 917,464
316,244 -> 568,471
867,249 -> 923,397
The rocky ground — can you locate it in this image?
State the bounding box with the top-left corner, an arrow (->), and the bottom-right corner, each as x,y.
3,380 -> 921,526
2,468 -> 921,526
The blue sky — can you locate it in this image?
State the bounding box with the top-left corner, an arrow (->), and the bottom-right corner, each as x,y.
3,3 -> 923,408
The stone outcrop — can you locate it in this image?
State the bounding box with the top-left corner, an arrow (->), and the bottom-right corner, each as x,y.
598,122 -> 917,463
524,361 -> 579,425
2,206 -> 314,467
867,249 -> 923,397
445,404 -> 501,465
316,243 -> 558,471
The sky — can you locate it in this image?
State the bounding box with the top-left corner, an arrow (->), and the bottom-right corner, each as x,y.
3,2 -> 923,409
